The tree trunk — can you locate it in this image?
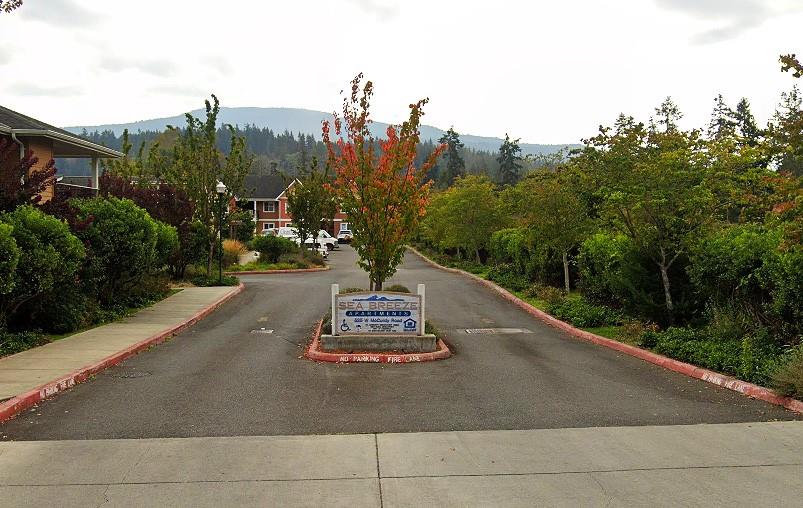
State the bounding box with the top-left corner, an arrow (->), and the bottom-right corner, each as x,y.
658,262 -> 674,324
475,248 -> 481,264
375,280 -> 383,291
562,251 -> 570,293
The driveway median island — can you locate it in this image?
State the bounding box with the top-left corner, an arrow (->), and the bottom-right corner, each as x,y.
305,284 -> 451,363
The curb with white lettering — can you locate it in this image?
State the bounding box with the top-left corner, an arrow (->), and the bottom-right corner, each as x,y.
305,320 -> 452,363
407,246 -> 803,414
0,283 -> 246,423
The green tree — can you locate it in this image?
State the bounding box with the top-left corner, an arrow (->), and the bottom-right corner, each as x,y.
574,112 -> 720,322
654,96 -> 683,133
707,94 -> 736,140
734,98 -> 762,146
511,173 -> 593,292
323,74 -> 443,290
496,134 -> 523,186
165,95 -> 253,276
438,127 -> 465,187
0,224 -> 19,296
766,85 -> 803,177
285,158 -> 337,251
423,175 -> 501,263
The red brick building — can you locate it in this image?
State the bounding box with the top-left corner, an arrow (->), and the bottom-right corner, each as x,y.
239,174 -> 349,235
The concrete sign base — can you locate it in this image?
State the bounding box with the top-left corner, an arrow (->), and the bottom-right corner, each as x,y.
320,333 -> 438,353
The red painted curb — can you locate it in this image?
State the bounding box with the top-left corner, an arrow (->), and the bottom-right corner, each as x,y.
304,320 -> 452,364
407,247 -> 803,414
225,266 -> 329,275
0,283 -> 246,423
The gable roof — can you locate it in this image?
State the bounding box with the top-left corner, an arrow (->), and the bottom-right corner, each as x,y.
241,174 -> 291,199
0,105 -> 123,158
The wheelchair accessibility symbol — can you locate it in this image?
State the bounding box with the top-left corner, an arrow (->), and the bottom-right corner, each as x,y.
340,319 -> 351,332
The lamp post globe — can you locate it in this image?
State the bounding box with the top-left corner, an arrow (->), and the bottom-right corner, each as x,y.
216,182 -> 227,284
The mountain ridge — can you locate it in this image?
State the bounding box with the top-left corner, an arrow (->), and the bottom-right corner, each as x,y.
64,107 -> 575,156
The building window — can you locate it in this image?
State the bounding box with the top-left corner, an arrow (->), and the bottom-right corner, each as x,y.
340,222 -> 349,231
263,201 -> 276,212
262,222 -> 275,231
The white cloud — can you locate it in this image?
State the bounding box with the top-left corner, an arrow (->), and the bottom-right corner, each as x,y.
1,0 -> 801,144
19,0 -> 101,27
99,56 -> 176,78
655,0 -> 802,44
5,82 -> 83,97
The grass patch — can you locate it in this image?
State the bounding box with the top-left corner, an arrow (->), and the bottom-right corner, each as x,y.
581,325 -> 622,340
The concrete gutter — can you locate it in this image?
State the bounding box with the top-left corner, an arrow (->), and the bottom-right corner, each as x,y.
407,246 -> 803,414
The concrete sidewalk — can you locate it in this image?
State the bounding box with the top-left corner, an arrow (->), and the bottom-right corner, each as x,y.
0,286 -> 241,402
0,421 -> 800,507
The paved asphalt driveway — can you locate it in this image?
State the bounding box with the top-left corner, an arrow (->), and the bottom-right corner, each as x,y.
1,247 -> 797,440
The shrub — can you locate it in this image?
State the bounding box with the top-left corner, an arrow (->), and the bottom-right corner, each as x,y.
0,206 -> 85,325
0,223 -> 19,295
0,330 -> 48,357
577,232 -> 629,304
487,263 -> 530,292
153,221 -> 179,269
339,287 -> 365,294
385,284 -> 411,293
251,235 -> 297,263
191,274 -> 240,287
225,209 -> 255,243
169,220 -> 209,280
535,285 -> 566,307
617,320 -> 659,345
772,346 -> 803,399
548,297 -> 622,328
222,239 -> 247,268
72,197 -> 158,305
489,228 -> 529,270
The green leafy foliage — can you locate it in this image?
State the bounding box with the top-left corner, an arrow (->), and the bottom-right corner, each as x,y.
71,197 -> 159,305
486,264 -> 530,292
250,235 -> 297,263
153,220 -> 179,269
547,297 -> 622,328
0,223 -> 19,295
0,330 -> 47,357
0,206 -> 85,324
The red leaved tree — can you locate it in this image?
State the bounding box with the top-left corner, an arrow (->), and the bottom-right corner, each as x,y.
323,74 -> 444,290
0,137 -> 56,212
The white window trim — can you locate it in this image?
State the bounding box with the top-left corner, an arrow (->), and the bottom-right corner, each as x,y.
263,201 -> 276,213
262,222 -> 275,230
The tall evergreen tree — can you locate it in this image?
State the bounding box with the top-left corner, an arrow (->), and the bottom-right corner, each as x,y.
438,127 -> 465,187
496,134 -> 523,186
707,94 -> 737,140
655,97 -> 683,133
734,98 -> 761,146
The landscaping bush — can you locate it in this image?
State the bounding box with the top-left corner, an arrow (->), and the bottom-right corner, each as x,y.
0,223 -> 19,295
617,320 -> 659,345
222,239 -> 247,268
251,235 -> 297,263
772,345 -> 803,399
339,287 -> 365,294
0,206 -> 85,325
489,228 -> 529,271
486,263 -> 530,292
153,220 -> 179,269
385,284 -> 411,293
578,232 -> 629,304
168,220 -> 209,280
72,197 -> 159,305
547,297 -> 622,328
0,329 -> 48,357
191,274 -> 240,287
534,285 -> 566,307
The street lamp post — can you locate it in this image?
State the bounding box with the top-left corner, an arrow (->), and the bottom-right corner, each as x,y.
216,181 -> 227,285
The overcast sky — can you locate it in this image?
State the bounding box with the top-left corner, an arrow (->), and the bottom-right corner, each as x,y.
0,0 -> 801,144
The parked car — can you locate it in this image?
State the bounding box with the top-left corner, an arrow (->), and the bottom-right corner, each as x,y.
277,226 -> 300,244
337,229 -> 353,243
261,227 -> 278,236
304,230 -> 338,250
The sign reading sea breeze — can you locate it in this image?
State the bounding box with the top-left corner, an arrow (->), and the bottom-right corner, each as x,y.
331,285 -> 425,336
